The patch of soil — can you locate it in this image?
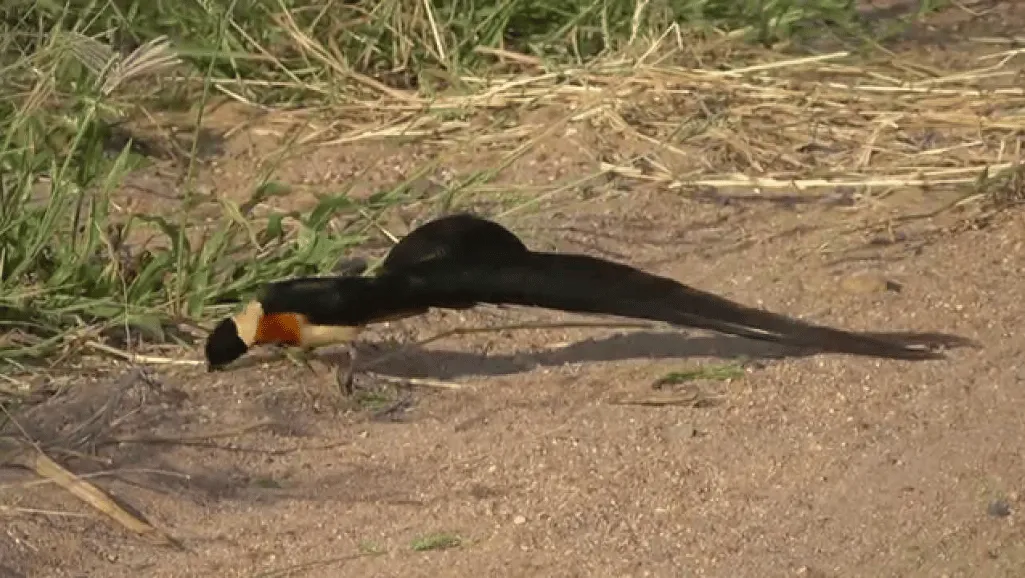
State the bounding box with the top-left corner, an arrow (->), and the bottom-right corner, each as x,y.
5,6 -> 1025,577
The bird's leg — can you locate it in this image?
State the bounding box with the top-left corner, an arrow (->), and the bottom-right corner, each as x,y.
282,345 -> 315,370
283,346 -> 355,404
277,342 -> 361,401
334,342 -> 358,396
281,346 -> 320,399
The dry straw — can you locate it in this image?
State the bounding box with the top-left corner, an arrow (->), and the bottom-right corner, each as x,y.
231,28 -> 1025,198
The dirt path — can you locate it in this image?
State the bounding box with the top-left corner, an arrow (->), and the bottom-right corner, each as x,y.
4,4 -> 1025,578
6,183 -> 1022,578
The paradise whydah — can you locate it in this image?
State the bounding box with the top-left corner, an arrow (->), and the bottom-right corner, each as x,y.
204,213 -> 976,392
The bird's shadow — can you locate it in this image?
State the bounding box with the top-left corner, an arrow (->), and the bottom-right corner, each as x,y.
358,326 -> 975,381
358,331 -> 807,381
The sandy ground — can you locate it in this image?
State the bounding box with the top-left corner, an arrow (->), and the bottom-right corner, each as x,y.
3,3 -> 1025,577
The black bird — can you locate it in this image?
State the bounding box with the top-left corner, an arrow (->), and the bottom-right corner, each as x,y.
204,213 -> 976,392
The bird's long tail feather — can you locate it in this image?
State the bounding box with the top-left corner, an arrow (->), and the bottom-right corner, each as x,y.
379,251 -> 975,360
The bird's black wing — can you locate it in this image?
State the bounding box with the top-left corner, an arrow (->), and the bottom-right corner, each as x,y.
255,275 -> 421,326
379,213 -> 528,273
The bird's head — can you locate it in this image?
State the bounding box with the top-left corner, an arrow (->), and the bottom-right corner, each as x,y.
205,316 -> 249,371
205,300 -> 303,371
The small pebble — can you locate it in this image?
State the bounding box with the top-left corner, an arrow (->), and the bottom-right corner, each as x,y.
513,515 -> 526,525
987,500 -> 1012,518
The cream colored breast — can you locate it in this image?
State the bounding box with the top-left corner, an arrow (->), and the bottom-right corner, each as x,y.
298,323 -> 364,348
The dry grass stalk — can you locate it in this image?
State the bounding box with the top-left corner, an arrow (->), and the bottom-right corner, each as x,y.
1,437 -> 179,548
0,370 -> 183,548
206,33 -> 1025,200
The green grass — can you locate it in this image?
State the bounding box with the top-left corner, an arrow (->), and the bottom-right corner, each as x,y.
358,539 -> 386,555
354,389 -> 399,412
653,362 -> 746,388
0,0 -> 937,371
410,532 -> 462,552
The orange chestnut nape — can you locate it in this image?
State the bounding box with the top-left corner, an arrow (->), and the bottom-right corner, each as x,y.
253,312 -> 304,346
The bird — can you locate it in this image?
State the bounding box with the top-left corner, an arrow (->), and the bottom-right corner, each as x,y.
204,212 -> 977,394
